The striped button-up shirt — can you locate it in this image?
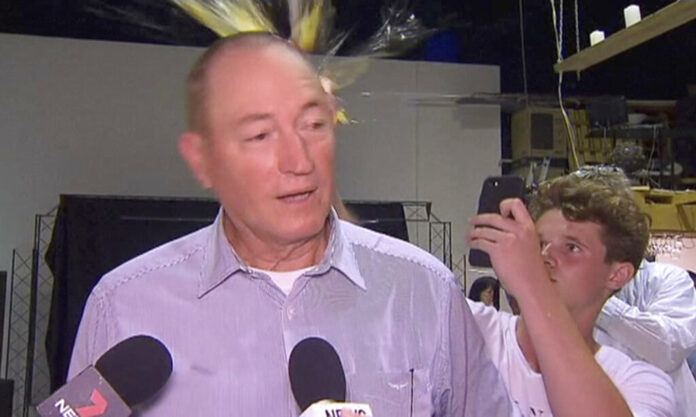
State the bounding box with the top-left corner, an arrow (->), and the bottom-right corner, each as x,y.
70,210 -> 512,417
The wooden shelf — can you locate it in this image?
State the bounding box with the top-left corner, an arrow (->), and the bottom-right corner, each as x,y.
555,1 -> 696,73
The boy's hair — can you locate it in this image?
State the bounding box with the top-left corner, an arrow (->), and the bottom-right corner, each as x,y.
529,172 -> 650,270
571,165 -> 632,196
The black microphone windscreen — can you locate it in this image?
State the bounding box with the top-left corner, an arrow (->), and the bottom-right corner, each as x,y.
95,335 -> 172,407
288,337 -> 346,411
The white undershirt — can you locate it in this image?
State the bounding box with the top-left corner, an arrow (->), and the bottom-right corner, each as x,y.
250,266 -> 314,295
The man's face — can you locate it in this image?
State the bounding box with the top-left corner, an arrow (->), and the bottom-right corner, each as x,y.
193,45 -> 336,247
535,209 -> 617,313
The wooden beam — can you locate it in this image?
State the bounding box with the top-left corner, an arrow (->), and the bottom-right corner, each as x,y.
554,1 -> 696,73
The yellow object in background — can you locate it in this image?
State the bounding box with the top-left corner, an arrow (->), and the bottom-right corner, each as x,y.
335,109 -> 349,125
632,187 -> 696,232
172,0 -> 275,36
172,0 -> 376,126
292,2 -> 323,52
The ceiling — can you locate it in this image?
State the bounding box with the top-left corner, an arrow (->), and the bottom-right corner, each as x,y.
1,0 -> 695,99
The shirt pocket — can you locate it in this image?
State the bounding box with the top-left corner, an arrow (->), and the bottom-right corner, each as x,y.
346,368 -> 432,417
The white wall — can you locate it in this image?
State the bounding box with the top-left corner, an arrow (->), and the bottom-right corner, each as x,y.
0,36 -> 501,379
0,32 -> 500,276
334,57 -> 502,276
0,34 -> 207,271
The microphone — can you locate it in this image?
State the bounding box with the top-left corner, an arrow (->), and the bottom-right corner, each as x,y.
288,337 -> 372,417
37,335 -> 173,417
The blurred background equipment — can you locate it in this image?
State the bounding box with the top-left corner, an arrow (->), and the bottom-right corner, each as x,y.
632,188 -> 696,234
613,141 -> 646,176
511,107 -> 571,161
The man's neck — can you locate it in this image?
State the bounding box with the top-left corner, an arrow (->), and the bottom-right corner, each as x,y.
222,214 -> 330,271
516,309 -> 601,373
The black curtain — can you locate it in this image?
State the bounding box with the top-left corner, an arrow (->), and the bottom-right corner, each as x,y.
44,195 -> 220,390
347,202 -> 409,242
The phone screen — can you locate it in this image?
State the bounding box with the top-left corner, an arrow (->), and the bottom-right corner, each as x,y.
469,176 -> 526,268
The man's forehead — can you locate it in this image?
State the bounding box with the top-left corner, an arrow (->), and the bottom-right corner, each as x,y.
200,43 -> 328,128
537,209 -> 605,239
209,43 -> 316,81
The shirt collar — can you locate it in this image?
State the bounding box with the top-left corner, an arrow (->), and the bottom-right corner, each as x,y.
311,208 -> 366,291
198,207 -> 245,298
198,208 -> 365,298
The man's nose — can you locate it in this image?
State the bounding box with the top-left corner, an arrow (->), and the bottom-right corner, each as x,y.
278,129 -> 314,175
541,242 -> 556,268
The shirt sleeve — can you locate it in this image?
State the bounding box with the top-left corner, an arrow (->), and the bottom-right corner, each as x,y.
435,279 -> 514,417
596,263 -> 696,372
466,299 -> 504,341
67,288 -> 114,379
613,359 -> 676,417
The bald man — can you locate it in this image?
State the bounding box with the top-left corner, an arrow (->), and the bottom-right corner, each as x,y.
69,33 -> 513,416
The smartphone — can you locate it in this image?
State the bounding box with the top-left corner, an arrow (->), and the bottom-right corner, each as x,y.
469,176 -> 526,268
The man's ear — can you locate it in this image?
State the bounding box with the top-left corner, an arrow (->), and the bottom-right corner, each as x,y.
179,131 -> 212,189
606,262 -> 636,291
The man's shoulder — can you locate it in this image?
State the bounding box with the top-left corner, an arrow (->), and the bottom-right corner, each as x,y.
597,345 -> 671,382
625,260 -> 694,301
597,344 -> 637,366
339,220 -> 453,282
92,225 -> 211,295
466,299 -> 517,355
467,299 -> 515,328
637,260 -> 690,281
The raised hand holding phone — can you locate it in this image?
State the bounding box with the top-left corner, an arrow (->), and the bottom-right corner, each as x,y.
468,198 -> 547,299
468,176 -> 526,268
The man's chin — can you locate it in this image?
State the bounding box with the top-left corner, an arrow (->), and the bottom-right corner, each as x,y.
276,218 -> 330,245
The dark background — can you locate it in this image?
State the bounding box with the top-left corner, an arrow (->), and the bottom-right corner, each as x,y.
2,0 -> 695,99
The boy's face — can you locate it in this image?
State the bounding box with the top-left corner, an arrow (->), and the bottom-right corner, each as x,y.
535,209 -> 620,314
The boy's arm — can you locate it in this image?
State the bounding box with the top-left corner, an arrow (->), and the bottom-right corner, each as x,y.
468,198 -> 644,417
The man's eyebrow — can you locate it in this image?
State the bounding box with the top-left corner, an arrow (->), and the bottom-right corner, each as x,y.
299,100 -> 324,113
537,232 -> 589,249
564,235 -> 589,248
235,113 -> 272,125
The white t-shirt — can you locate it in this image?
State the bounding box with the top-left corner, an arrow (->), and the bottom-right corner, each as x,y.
467,300 -> 675,417
250,266 -> 313,295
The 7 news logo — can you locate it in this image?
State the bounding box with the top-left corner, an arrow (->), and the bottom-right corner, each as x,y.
54,389 -> 108,417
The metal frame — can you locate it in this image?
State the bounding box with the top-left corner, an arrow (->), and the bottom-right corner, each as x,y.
7,207 -> 56,417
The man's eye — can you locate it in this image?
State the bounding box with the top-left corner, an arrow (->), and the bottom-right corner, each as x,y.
304,120 -> 326,130
248,132 -> 269,141
567,243 -> 580,252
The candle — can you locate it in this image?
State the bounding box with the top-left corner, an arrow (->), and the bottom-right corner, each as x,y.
590,30 -> 605,46
624,5 -> 641,28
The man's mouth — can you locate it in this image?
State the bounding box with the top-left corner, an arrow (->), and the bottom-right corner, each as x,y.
279,189 -> 314,202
